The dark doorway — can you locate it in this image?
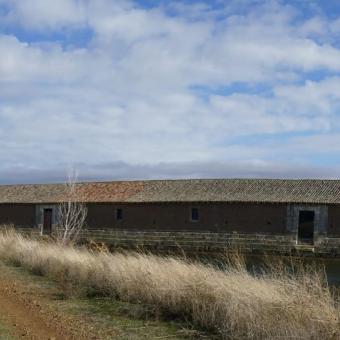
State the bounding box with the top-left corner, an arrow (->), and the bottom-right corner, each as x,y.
298,210 -> 314,244
43,209 -> 53,235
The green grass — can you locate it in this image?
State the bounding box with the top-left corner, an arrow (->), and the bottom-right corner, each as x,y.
0,320 -> 14,340
66,297 -> 201,339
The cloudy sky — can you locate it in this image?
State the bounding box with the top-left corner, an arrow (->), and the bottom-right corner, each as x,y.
1,0 -> 340,183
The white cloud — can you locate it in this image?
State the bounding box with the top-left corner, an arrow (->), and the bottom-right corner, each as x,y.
275,77 -> 340,116
0,0 -> 340,181
0,35 -> 91,83
1,0 -> 87,30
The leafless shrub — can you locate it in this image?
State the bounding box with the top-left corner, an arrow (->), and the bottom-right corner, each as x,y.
56,172 -> 87,245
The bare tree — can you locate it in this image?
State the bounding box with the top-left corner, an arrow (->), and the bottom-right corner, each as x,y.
56,172 -> 87,245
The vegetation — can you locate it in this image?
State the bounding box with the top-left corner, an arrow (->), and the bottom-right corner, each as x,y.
0,262 -> 193,339
56,172 -> 87,245
0,320 -> 13,340
0,229 -> 339,339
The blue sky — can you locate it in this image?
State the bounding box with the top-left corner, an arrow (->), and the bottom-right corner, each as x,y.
0,0 -> 340,183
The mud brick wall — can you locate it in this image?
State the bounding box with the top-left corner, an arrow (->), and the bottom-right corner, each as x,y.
328,205 -> 340,237
0,204 -> 35,227
86,202 -> 288,234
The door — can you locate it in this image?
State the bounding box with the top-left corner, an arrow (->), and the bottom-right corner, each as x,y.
298,210 -> 314,244
43,209 -> 53,235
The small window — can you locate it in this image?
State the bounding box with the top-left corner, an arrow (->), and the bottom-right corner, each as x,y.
191,208 -> 199,221
116,208 -> 123,221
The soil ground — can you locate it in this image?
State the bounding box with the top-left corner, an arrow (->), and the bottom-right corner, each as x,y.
0,261 -> 205,340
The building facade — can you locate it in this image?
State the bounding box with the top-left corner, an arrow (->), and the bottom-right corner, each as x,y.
0,179 -> 340,245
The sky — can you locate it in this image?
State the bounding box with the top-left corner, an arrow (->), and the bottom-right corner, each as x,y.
1,0 -> 340,183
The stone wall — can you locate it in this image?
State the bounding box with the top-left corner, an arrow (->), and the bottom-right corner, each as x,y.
35,204 -> 59,233
9,227 -> 340,257
79,229 -> 340,257
286,204 -> 328,244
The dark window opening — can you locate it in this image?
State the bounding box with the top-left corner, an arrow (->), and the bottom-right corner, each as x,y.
298,210 -> 314,244
191,208 -> 199,221
116,208 -> 123,221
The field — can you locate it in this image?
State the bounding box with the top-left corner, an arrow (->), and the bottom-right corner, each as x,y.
0,230 -> 339,339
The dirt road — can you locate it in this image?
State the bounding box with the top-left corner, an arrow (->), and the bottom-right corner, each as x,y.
0,266 -> 97,340
0,262 -> 194,340
0,279 -> 63,339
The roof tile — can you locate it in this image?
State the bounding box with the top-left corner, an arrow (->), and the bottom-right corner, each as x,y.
0,179 -> 340,204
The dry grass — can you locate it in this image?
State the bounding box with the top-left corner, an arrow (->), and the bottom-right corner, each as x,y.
0,229 -> 339,339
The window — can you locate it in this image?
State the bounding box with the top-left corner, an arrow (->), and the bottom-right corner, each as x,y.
116,208 -> 123,221
191,207 -> 199,221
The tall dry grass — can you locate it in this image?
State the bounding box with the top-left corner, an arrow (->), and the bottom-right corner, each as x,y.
0,229 -> 339,339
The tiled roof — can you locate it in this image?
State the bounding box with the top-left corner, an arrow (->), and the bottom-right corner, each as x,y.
0,179 -> 340,204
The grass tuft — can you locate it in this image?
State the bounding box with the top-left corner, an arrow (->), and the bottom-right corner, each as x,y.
0,229 -> 339,339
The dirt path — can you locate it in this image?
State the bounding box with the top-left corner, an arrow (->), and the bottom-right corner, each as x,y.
0,280 -> 61,339
0,269 -> 96,339
0,262 -> 196,340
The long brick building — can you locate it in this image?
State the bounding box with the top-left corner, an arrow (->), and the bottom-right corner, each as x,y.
0,179 -> 340,247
